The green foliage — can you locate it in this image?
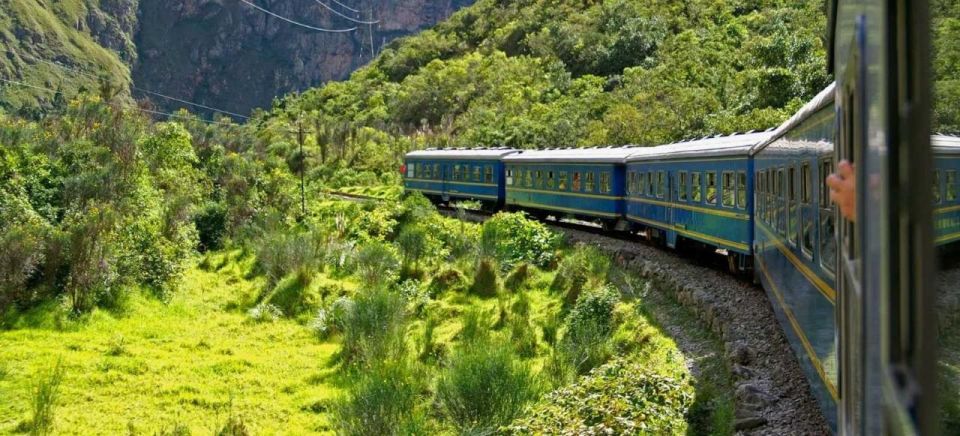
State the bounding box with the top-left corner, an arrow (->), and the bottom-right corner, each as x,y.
340,287 -> 407,365
333,358 -> 426,436
551,244 -> 611,305
353,241 -> 401,288
29,359 -> 65,436
481,212 -> 559,268
468,258 -> 499,297
548,286 -> 621,385
254,231 -> 320,288
215,414 -> 251,436
265,269 -> 321,318
504,263 -> 531,292
436,338 -> 540,434
506,358 -> 694,434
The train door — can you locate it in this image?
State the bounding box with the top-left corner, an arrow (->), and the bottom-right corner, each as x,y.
831,0 -> 935,434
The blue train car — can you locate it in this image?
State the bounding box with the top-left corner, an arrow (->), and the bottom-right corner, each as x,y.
933,135 -> 960,247
750,84 -> 838,428
501,148 -> 635,229
403,148 -> 518,207
623,132 -> 771,270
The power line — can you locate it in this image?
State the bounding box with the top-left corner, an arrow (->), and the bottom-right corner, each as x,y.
237,0 -> 358,32
8,49 -> 250,119
311,0 -> 379,24
329,0 -> 360,13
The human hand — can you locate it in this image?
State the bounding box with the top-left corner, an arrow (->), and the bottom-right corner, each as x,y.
826,160 -> 856,222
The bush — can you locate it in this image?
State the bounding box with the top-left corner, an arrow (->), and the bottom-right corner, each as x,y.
334,359 -> 426,435
255,231 -> 320,287
428,268 -> 466,295
480,213 -> 559,268
551,244 -> 611,305
566,285 -> 620,337
340,287 -> 407,364
547,286 -> 621,385
0,221 -> 47,309
194,201 -> 227,252
353,241 -> 400,288
247,303 -> 282,323
29,359 -> 65,436
504,263 -> 531,292
437,339 -> 540,434
468,258 -> 499,297
265,268 -> 321,318
506,358 -> 694,434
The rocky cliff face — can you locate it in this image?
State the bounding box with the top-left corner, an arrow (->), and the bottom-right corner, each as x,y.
133,0 -> 473,118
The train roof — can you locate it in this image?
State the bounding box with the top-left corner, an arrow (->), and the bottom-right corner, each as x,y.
750,82 -> 836,156
933,135 -> 960,155
624,131 -> 773,162
405,148 -> 519,160
501,147 -> 638,164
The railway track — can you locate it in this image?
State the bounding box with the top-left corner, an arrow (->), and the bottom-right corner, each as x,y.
325,191 -> 830,433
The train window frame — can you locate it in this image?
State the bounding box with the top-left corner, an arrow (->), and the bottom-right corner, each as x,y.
765,169 -> 772,224
692,172 -> 702,202
737,171 -> 747,210
755,170 -> 763,217
788,165 -> 797,246
679,171 -> 688,202
948,170 -> 958,202
547,170 -> 555,190
525,169 -> 533,187
535,170 -> 543,188
627,171 -> 635,195
801,162 -> 814,258
638,171 -> 646,197
818,158 -> 836,275
506,168 -> 514,186
572,172 -> 581,191
585,172 -> 595,192
473,165 -> 481,182
433,164 -> 440,180
777,167 -> 786,236
706,171 -> 717,205
601,172 -> 612,194
657,171 -> 665,199
647,172 -> 654,197
933,169 -> 942,204
559,171 -> 568,191
722,171 -> 735,208
485,165 -> 493,184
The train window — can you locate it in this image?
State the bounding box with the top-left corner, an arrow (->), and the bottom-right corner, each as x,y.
586,172 -> 595,192
433,164 -> 440,180
737,171 -> 746,209
536,170 -> 544,188
485,166 -> 493,184
408,163 -> 415,178
706,172 -> 717,205
722,171 -> 735,208
454,164 -> 462,181
559,171 -> 568,190
656,171 -> 665,198
933,170 -> 942,204
638,171 -> 645,196
572,172 -> 581,191
801,163 -> 814,257
647,172 -> 654,197
765,169 -> 772,224
547,171 -> 555,189
778,168 -> 786,236
818,158 -> 836,274
601,172 -> 611,194
788,165 -> 797,245
692,172 -> 702,202
473,166 -> 481,182
679,171 -> 688,202
948,170 -> 958,202
525,169 -> 532,187
506,169 -> 513,186
755,170 -> 762,216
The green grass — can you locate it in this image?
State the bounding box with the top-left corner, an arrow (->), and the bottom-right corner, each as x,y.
0,251 -> 342,434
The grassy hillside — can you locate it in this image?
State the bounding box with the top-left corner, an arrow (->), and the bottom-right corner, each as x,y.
0,0 -> 134,115
261,0 -> 830,153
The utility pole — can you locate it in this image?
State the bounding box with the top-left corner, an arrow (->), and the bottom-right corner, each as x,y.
297,118 -> 306,218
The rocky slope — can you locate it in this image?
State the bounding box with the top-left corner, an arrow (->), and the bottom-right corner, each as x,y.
133,0 -> 473,118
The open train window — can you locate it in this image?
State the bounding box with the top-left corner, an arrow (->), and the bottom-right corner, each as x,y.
585,172 -> 595,192
601,172 -> 611,194
535,170 -> 543,188
679,171 -> 688,202
788,165 -> 797,246
485,166 -> 493,183
933,170 -> 942,204
706,172 -> 717,205
647,172 -> 654,197
656,171 -> 665,198
547,171 -> 555,189
559,171 -> 568,190
818,158 -> 836,274
737,171 -> 746,210
722,171 -> 735,208
801,162 -> 814,257
692,172 -> 702,202
525,169 -> 532,187
948,170 -> 958,202
572,172 -> 581,191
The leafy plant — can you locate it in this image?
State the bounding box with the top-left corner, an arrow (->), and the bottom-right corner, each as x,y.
340,287 -> 407,364
247,303 -> 282,323
333,359 -> 426,436
480,213 -> 560,268
29,359 -> 65,436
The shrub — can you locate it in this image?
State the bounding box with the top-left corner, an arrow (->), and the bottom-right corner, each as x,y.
194,201 -> 227,252
255,231 -> 320,287
468,258 -> 499,297
547,286 -> 621,385
480,213 -> 559,268
333,359 -> 425,436
29,359 -> 65,436
504,263 -> 531,292
265,268 -> 321,317
437,339 -> 540,433
551,244 -> 611,305
353,241 -> 401,288
397,279 -> 429,315
247,303 -> 282,323
506,358 -> 694,434
428,268 -> 466,295
566,285 -> 620,337
0,221 -> 47,308
340,287 -> 407,364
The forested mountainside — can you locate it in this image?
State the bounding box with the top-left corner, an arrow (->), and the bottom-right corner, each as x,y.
261,0 -> 832,151
0,0 -> 473,117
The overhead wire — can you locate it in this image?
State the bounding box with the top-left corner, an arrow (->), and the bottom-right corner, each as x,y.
7,49 -> 250,119
328,0 -> 360,13
310,0 -> 379,24
236,0 -> 357,32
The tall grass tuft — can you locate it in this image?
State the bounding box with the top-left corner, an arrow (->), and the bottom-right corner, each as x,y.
215,413 -> 250,436
340,287 -> 407,365
264,267 -> 321,317
29,359 -> 65,436
333,359 -> 426,436
504,263 -> 531,292
353,241 -> 401,288
547,286 -> 620,386
458,308 -> 489,344
437,338 -> 540,434
468,258 -> 499,297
